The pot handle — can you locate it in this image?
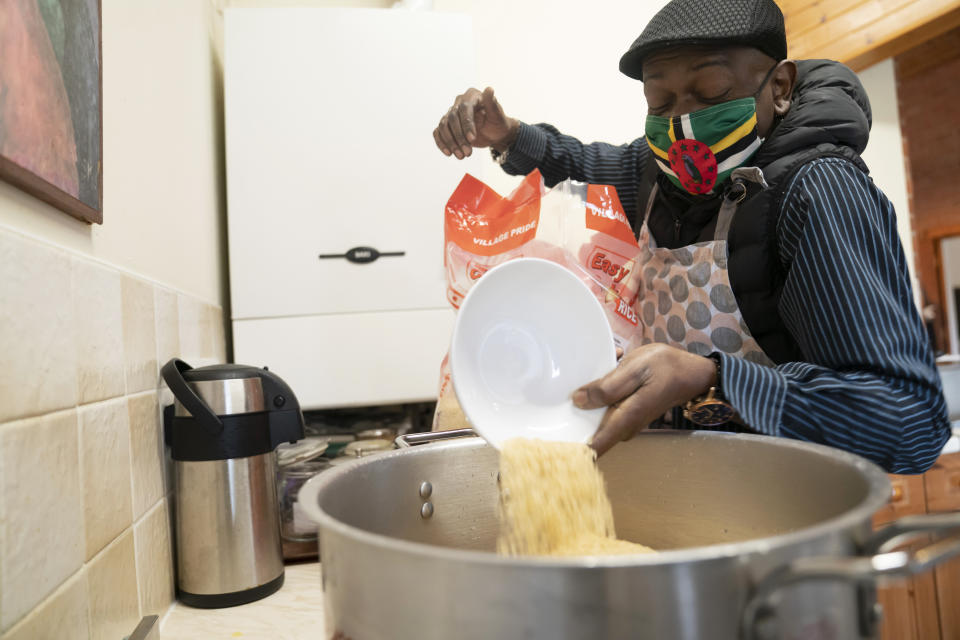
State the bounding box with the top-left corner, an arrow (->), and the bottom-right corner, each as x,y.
742,511 -> 960,640
864,512 -> 960,552
395,428 -> 478,448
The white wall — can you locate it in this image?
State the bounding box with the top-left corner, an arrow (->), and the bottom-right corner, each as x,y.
0,0 -> 226,306
217,0 -> 664,202
943,235 -> 960,354
857,59 -> 919,304
433,0 -> 665,195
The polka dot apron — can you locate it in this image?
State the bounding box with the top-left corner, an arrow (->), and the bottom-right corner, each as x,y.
633,168 -> 775,367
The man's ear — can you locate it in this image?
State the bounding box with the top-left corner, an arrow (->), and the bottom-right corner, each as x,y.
772,60 -> 797,116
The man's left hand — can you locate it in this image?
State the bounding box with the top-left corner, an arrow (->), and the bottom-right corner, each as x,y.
573,344 -> 717,455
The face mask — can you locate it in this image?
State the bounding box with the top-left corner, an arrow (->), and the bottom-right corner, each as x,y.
644,65 -> 777,196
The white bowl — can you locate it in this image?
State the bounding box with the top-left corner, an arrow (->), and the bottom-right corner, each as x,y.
450,258 -> 616,448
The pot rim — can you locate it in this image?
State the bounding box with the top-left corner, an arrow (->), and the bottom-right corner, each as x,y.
299,431 -> 892,568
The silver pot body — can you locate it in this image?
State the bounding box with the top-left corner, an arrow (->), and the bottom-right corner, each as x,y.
299,432 -> 904,640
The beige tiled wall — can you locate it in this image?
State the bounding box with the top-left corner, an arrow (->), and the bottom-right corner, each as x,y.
0,226 -> 227,638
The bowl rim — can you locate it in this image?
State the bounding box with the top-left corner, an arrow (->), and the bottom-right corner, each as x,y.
448,257 -> 617,449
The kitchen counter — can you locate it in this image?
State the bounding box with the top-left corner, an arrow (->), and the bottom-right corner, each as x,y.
160,562 -> 325,639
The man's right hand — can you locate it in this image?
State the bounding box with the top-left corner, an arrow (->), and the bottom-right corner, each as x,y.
433,87 -> 519,160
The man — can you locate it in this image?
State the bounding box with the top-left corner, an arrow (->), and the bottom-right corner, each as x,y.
433,0 -> 950,473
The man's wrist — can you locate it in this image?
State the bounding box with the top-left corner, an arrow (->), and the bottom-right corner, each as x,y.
689,353 -> 720,399
706,353 -> 722,395
492,122 -> 545,175
683,354 -> 731,427
491,118 -> 520,153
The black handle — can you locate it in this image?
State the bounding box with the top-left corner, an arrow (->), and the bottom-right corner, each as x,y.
160,358 -> 224,436
318,246 -> 405,264
257,366 -> 306,448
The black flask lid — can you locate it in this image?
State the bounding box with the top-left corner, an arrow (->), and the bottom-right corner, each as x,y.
161,359 -> 305,462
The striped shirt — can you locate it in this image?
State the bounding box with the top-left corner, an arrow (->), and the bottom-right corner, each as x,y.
503,122 -> 951,474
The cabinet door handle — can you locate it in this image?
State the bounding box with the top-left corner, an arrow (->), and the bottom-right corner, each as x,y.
318,246 -> 406,264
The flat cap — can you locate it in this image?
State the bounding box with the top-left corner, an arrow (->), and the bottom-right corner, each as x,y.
620,0 -> 787,80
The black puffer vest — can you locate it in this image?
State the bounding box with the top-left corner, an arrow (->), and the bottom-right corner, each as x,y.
637,60 -> 873,365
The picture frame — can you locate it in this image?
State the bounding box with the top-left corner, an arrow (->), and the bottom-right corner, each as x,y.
0,0 -> 103,224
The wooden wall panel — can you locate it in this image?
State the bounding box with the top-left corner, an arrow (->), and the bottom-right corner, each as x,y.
778,0 -> 960,70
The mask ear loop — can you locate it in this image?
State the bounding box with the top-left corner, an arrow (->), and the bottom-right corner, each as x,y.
754,62 -> 784,143
752,63 -> 780,100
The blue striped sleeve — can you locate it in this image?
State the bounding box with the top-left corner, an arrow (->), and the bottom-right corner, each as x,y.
502,122 -> 649,222
716,157 -> 950,473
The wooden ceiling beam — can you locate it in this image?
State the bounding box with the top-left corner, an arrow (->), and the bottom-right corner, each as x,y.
777,0 -> 960,70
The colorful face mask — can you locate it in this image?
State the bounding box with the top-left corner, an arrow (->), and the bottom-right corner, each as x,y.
645,97 -> 762,195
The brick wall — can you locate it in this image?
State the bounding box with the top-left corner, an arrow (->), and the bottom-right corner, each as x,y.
895,27 -> 960,352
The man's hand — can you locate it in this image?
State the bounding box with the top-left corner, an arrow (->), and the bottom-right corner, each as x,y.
433,87 -> 519,159
573,344 -> 718,455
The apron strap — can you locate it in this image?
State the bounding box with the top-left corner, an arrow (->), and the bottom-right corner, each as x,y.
642,167 -> 768,242
632,148 -> 660,235
640,184 -> 659,228
714,195 -> 740,242
714,167 -> 769,242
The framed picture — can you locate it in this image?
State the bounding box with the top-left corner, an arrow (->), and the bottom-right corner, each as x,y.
0,0 -> 102,224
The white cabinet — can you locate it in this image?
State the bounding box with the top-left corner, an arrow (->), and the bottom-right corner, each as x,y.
225,8 -> 479,408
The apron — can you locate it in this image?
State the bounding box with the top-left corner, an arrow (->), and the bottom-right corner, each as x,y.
632,168 -> 776,431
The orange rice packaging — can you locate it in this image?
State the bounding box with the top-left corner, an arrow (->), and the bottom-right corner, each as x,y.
433,170 -> 642,430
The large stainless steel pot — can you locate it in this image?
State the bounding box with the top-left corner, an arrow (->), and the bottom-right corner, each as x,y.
298,431 -> 960,640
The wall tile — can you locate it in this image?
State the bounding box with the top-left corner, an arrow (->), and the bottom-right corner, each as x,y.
128,392 -> 164,520
134,499 -> 174,617
80,399 -> 133,560
155,286 -> 180,375
0,570 -> 89,640
0,411 -> 84,632
74,258 -> 125,403
0,231 -> 76,423
87,530 -> 139,640
178,294 -> 204,363
122,275 -> 157,393
0,229 -> 225,631
155,287 -> 179,495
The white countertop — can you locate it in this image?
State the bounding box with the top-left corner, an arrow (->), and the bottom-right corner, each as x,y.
159,562 -> 325,639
